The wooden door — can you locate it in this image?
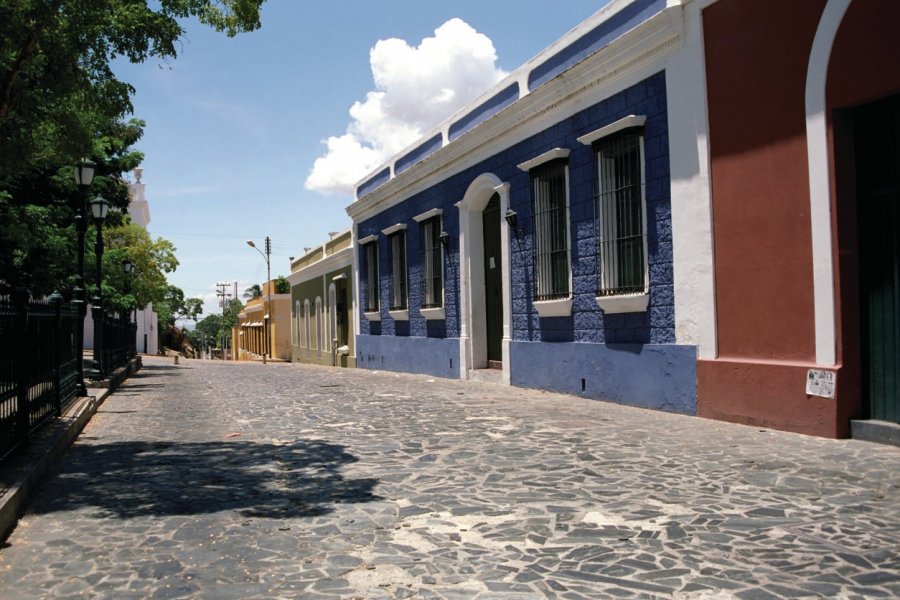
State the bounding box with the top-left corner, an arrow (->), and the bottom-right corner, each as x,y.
483,194 -> 503,365
857,94 -> 900,424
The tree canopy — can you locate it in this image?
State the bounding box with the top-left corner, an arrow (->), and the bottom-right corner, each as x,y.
1,0 -> 266,180
0,0 -> 266,352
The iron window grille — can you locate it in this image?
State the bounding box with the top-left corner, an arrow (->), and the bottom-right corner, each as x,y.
388,231 -> 408,310
419,216 -> 443,308
531,159 -> 571,301
595,130 -> 647,297
364,242 -> 379,312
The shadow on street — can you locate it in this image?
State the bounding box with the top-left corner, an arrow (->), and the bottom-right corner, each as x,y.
32,439 -> 380,519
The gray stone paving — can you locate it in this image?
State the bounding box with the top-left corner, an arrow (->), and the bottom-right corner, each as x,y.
1,356 -> 899,599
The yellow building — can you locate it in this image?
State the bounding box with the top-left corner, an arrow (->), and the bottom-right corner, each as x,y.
232,280 -> 291,361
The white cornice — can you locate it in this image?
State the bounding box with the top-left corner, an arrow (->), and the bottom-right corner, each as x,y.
286,245 -> 352,285
577,114 -> 647,145
380,223 -> 407,236
412,207 -> 443,222
346,4 -> 683,223
357,234 -> 378,245
517,148 -> 571,172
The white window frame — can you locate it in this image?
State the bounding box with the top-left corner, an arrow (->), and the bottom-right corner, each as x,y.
363,240 -> 381,320
304,299 -> 311,349
519,149 -> 573,318
315,296 -> 323,355
329,283 -> 338,352
386,228 -> 409,318
580,117 -> 650,314
294,300 -> 301,347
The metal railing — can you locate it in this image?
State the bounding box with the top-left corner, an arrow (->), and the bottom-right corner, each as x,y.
96,309 -> 137,377
0,292 -> 80,461
0,292 -> 137,461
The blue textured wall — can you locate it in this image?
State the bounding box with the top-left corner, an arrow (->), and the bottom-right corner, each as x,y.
510,341 -> 697,414
357,334 -> 460,378
357,72 -> 687,411
508,71 -> 673,345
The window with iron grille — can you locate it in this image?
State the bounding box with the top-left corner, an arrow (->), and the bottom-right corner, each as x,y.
364,242 -> 379,312
389,231 -> 408,310
530,160 -> 570,300
595,130 -> 647,297
419,217 -> 443,308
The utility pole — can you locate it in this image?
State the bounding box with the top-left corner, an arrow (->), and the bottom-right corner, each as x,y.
246,236 -> 272,365
216,282 -> 230,360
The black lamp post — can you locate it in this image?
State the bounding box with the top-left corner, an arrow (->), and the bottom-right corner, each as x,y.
246,237 -> 272,365
72,159 -> 96,395
90,195 -> 109,378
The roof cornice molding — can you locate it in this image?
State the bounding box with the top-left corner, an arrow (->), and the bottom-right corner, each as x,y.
286,245 -> 353,285
346,4 -> 683,223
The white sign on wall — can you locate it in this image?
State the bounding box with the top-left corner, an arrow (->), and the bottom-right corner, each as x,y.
806,369 -> 836,399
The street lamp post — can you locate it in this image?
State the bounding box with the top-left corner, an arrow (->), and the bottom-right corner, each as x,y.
90,195 -> 109,378
246,237 -> 271,365
72,159 -> 96,395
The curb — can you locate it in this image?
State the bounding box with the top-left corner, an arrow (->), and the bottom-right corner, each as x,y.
0,357 -> 141,542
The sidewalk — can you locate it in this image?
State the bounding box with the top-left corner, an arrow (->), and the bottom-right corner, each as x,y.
0,356 -> 141,541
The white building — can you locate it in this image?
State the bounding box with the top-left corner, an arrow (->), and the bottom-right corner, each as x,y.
83,167 -> 159,355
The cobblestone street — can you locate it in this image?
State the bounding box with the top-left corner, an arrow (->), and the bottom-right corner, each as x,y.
1,356 -> 898,599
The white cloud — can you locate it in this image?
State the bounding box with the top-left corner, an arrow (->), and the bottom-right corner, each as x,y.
305,18 -> 507,196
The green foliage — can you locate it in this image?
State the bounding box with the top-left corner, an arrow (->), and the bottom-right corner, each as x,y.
187,297 -> 240,350
0,0 -> 265,310
0,0 -> 266,179
156,284 -> 203,328
243,284 -> 261,299
274,275 -> 289,294
97,221 -> 179,312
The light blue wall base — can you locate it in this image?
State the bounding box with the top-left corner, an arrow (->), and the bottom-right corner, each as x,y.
510,341 -> 697,414
357,335 -> 460,379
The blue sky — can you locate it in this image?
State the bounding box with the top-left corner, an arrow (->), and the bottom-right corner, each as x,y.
113,1 -> 608,322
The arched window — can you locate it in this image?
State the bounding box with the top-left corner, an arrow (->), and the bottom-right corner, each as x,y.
315,296 -> 323,355
329,283 -> 337,350
304,299 -> 311,350
294,300 -> 301,347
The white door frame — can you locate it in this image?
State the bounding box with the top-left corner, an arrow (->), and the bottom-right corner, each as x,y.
456,174 -> 512,383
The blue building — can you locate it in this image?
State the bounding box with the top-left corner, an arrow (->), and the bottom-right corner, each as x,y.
346,0 -> 716,415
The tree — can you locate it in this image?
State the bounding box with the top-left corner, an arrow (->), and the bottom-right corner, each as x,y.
1,1 -> 266,180
157,284 -> 203,329
99,221 -> 179,312
189,313 -> 223,352
243,284 -> 262,299
274,275 -> 290,294
1,1 -> 266,299
187,297 -> 241,353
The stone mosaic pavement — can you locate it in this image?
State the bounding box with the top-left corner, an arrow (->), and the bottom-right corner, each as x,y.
0,355 -> 898,599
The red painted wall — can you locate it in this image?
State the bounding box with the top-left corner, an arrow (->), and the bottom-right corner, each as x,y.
698,0 -> 900,438
827,0 -> 900,111
702,0 -> 825,361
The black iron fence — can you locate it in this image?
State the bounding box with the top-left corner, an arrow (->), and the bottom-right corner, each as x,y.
0,292 -> 81,460
0,291 -> 137,461
96,309 -> 137,377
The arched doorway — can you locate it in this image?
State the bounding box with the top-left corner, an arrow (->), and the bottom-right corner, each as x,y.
457,174 -> 512,382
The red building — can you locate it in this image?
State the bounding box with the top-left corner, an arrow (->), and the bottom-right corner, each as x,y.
697,0 -> 900,440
